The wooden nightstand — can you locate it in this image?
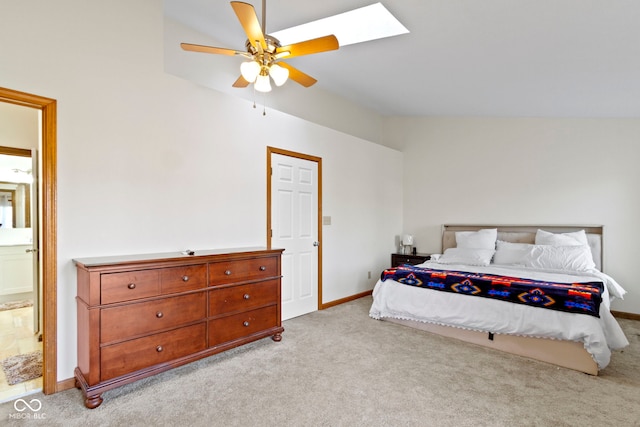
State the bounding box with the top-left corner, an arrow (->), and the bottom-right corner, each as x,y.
391,253 -> 431,267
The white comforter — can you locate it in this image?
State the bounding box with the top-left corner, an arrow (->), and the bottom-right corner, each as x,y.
369,261 -> 629,369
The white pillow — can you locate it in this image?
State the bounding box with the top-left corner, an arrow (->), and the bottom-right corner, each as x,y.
522,245 -> 596,272
535,229 -> 588,247
493,241 -> 533,265
437,248 -> 495,267
455,228 -> 497,250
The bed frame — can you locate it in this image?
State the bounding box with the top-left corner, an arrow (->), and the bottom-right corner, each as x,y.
384,224 -> 604,375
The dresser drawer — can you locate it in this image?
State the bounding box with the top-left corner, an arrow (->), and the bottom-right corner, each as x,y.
209,279 -> 279,316
100,323 -> 206,381
209,256 -> 278,286
101,292 -> 206,343
101,269 -> 160,305
161,264 -> 207,294
209,305 -> 278,347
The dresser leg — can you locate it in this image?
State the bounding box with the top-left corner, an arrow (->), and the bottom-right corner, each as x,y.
272,333 -> 282,342
84,394 -> 104,409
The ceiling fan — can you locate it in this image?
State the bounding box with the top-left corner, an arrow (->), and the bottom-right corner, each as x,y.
180,1 -> 339,93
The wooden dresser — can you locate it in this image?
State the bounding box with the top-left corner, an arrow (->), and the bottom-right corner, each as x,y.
74,247 -> 284,409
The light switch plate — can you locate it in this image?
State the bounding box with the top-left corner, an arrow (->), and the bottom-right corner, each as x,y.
323,216 -> 331,225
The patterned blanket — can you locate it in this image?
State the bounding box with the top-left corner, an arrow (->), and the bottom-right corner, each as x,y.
381,265 -> 603,317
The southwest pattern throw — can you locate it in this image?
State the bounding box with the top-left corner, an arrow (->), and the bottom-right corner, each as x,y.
381,265 -> 603,317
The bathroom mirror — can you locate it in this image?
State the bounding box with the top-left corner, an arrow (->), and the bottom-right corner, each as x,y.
0,151 -> 33,229
0,182 -> 30,228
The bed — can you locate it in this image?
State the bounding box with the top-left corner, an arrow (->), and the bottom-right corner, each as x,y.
369,225 -> 629,375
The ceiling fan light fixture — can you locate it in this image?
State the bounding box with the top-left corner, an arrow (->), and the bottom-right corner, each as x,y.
269,63 -> 289,86
240,60 -> 261,83
255,73 -> 272,92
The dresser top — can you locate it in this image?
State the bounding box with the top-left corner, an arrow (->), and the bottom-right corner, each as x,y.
73,247 -> 283,268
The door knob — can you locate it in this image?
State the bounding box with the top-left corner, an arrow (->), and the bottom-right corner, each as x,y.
313,241 -> 320,247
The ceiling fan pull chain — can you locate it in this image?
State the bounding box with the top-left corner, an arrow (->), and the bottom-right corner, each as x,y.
252,85 -> 257,109
263,91 -> 267,116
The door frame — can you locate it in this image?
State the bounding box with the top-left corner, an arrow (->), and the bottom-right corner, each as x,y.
0,87 -> 57,394
266,147 -> 323,310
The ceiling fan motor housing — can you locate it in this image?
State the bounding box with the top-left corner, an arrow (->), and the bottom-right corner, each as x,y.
246,35 -> 281,66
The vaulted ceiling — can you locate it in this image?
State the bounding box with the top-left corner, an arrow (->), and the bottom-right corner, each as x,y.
165,0 -> 640,117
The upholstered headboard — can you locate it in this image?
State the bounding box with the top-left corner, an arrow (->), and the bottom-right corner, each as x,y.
442,224 -> 604,272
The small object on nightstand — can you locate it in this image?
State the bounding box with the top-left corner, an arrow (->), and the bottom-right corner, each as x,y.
391,252 -> 431,268
401,234 -> 414,254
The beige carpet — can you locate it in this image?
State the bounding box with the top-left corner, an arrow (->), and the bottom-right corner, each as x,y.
1,296 -> 638,426
0,351 -> 42,386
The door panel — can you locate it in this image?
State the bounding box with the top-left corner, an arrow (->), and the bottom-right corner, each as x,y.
277,188 -> 293,238
299,251 -> 313,298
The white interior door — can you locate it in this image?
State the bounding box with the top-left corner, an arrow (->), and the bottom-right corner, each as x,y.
270,152 -> 319,320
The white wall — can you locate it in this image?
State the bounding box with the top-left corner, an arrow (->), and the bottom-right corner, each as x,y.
0,0 -> 402,381
384,117 -> 640,314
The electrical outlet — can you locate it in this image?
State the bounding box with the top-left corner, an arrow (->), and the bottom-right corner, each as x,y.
368,271 -> 372,279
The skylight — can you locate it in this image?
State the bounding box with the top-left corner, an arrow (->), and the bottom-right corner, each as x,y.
270,2 -> 409,47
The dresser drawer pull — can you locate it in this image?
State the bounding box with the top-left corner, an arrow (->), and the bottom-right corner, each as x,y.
259,266 -> 266,271
156,345 -> 163,352
156,311 -> 163,318
243,294 -> 250,300
224,270 -> 232,276
243,321 -> 250,327
182,275 -> 189,282
127,283 -> 136,290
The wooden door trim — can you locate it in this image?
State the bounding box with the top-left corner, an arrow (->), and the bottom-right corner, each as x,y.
0,146 -> 32,157
266,147 -> 323,310
0,87 -> 57,394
